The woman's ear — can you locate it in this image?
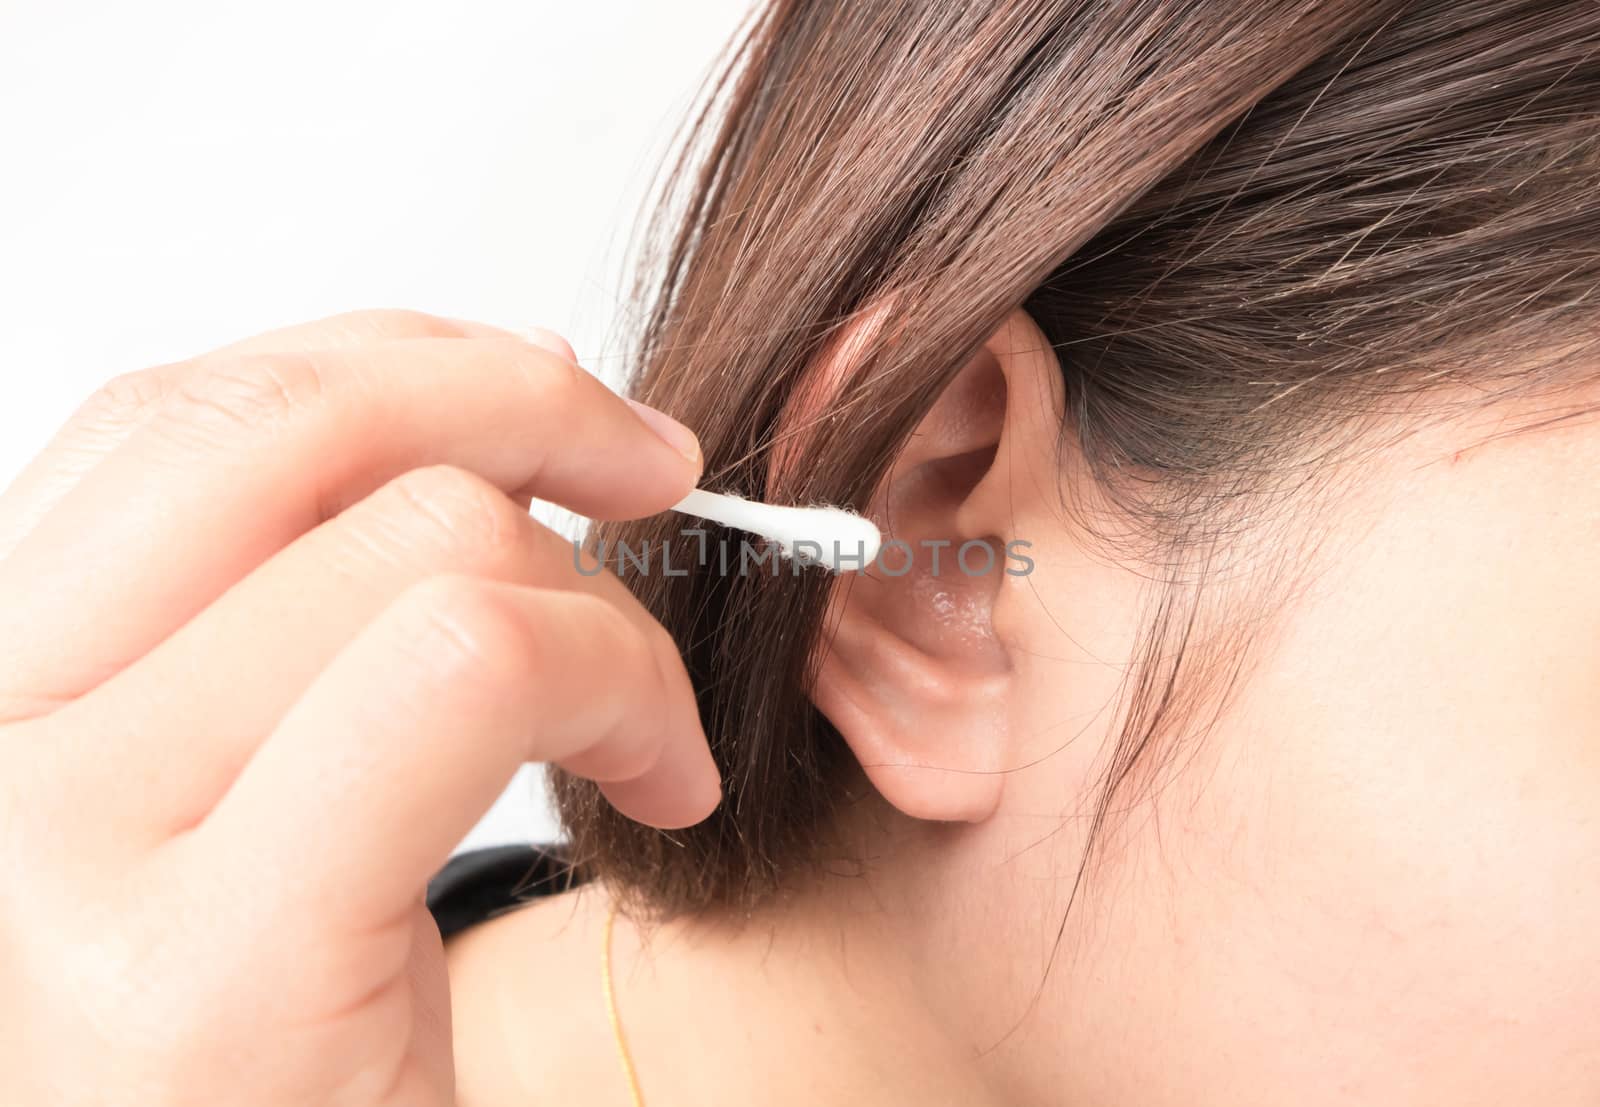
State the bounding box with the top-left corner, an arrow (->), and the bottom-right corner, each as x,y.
801,309 -> 1066,823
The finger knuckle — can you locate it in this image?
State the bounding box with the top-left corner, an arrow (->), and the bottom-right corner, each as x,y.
51,907 -> 209,1074
512,341 -> 588,404
629,615 -> 683,694
378,465 -> 525,564
613,609 -> 662,686
400,574 -> 545,688
641,616 -> 680,667
159,353 -> 327,442
82,366 -> 177,424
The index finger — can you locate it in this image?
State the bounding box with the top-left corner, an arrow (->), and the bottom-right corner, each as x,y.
0,336 -> 701,711
0,308 -> 526,565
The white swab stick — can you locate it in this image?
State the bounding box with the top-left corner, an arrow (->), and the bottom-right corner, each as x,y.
671,488 -> 882,573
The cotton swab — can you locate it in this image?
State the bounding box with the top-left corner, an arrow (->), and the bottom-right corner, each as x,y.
671,488 -> 882,573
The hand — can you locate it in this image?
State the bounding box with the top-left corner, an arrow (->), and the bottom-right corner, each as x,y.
0,310 -> 720,1106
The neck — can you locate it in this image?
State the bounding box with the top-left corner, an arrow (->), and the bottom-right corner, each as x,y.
446,801 -> 1090,1106
599,864 -> 1008,1107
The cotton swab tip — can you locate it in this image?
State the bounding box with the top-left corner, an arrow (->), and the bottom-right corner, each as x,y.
671,488 -> 881,573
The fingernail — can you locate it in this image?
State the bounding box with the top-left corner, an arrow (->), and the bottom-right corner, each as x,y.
521,325 -> 578,364
625,397 -> 702,466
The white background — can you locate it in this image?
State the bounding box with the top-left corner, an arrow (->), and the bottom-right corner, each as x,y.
0,1 -> 753,851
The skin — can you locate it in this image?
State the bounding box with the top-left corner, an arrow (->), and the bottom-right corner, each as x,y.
454,310 -> 1600,1105
5,306 -> 1598,1104
0,310 -> 719,1105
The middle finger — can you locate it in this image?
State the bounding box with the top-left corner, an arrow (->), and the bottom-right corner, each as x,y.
45,463 -> 698,837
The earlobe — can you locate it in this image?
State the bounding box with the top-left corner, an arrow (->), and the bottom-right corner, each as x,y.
803,308 -> 1065,825
812,608 -> 1011,822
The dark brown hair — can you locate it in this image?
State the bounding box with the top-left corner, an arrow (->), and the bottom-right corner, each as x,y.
549,0 -> 1600,919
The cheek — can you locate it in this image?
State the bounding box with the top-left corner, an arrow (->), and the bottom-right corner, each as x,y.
987,410 -> 1600,1099
999,496 -> 1600,1099
1142,692 -> 1600,1098
1125,553 -> 1600,1096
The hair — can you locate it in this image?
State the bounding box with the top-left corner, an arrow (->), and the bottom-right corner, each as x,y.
549,0 -> 1600,921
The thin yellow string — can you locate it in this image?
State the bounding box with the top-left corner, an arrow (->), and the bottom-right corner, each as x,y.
602,900 -> 645,1107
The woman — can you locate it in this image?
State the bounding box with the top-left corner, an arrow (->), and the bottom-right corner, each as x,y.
4,0 -> 1599,1103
